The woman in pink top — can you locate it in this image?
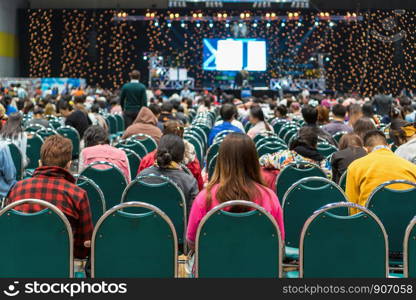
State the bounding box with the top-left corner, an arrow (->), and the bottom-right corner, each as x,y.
186,133 -> 284,248
79,125 -> 131,182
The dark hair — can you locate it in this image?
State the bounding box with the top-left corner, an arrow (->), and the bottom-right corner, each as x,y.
171,100 -> 180,110
362,102 -> 374,118
23,101 -> 35,115
220,103 -> 237,121
1,113 -> 23,139
74,96 -> 86,104
332,104 -> 347,118
353,117 -> 376,140
276,105 -> 288,118
250,105 -> 271,131
301,105 -> 318,125
83,125 -> 110,147
58,101 -> 73,112
291,126 -> 318,150
317,105 -> 330,125
163,120 -> 184,137
149,103 -> 161,116
363,130 -> 387,147
338,133 -> 363,150
156,134 -> 184,168
41,135 -> 73,168
389,119 -> 412,146
91,103 -> 100,114
161,102 -> 173,113
130,70 -> 140,80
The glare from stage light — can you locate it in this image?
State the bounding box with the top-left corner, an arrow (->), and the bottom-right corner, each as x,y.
314,21 -> 319,26
253,22 -> 258,28
181,22 -> 185,28
266,22 -> 271,27
154,21 -> 159,26
167,22 -> 172,27
196,22 -> 201,27
281,22 -> 285,27
209,22 -> 214,28
225,22 -> 230,28
329,21 -> 335,27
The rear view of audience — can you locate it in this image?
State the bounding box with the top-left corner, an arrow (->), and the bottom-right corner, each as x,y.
322,104 -> 352,136
186,133 -> 284,247
6,135 -> 93,259
0,113 -> 28,167
79,125 -> 131,182
122,106 -> 163,143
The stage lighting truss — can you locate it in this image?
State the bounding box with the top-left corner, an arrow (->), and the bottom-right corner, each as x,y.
290,0 -> 310,9
168,1 -> 186,8
205,1 -> 224,8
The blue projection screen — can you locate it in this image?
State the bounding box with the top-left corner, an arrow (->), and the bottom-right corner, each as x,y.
203,38 -> 267,72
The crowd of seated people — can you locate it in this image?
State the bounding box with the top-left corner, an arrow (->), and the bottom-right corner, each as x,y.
1,79 -> 416,277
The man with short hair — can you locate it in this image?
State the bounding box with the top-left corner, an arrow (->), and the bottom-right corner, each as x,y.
28,107 -> 50,128
120,70 -> 147,127
322,104 -> 352,136
59,101 -> 90,139
6,135 -> 93,259
346,130 -> 416,214
208,103 -> 243,145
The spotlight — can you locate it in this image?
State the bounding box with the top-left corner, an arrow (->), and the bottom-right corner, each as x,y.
266,22 -> 271,27
325,12 -> 330,17
238,23 -> 243,27
198,13 -> 203,18
253,22 -> 258,28
150,13 -> 155,18
314,21 -> 319,26
245,13 -> 250,18
145,12 -> 150,18
288,12 -> 293,18
181,22 -> 185,28
329,21 -> 335,27
297,21 -> 302,26
281,22 -> 285,27
240,13 -> 245,19
217,13 -> 222,18
143,55 -> 148,60
271,13 -> 276,18
154,21 -> 159,26
175,13 -> 179,18
192,13 -> 197,18
169,13 -> 174,19
294,12 -> 299,17
223,13 -> 227,18
225,22 -> 230,28
266,13 -> 270,18
325,57 -> 330,61
209,22 -> 214,28
167,22 -> 172,27
196,22 -> 201,27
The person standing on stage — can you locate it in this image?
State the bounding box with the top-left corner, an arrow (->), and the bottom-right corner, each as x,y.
120,70 -> 148,128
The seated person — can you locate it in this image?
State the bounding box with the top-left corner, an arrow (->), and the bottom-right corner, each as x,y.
208,103 -> 243,145
79,125 -> 131,182
122,106 -> 162,143
302,105 -> 336,145
390,120 -> 416,164
260,126 -> 330,175
159,102 -> 177,123
247,105 -> 274,139
353,117 -> 376,141
139,134 -> 199,211
137,120 -> 203,190
322,104 -> 352,136
186,133 -> 284,249
6,135 -> 93,259
331,133 -> 367,183
27,107 -> 50,128
59,101 -> 90,139
346,130 -> 416,214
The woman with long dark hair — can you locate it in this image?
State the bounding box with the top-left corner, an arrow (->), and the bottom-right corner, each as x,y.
0,113 -> 27,166
390,121 -> 416,164
186,133 -> 284,248
247,105 -> 274,139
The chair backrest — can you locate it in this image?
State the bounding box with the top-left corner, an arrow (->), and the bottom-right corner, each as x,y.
7,142 -> 23,180
195,200 -> 283,278
25,124 -> 45,133
49,119 -> 62,130
317,143 -> 338,157
121,175 -> 187,247
366,180 -> 416,254
75,175 -> 106,226
113,114 -> 125,133
130,134 -> 157,154
119,148 -> 141,180
206,142 -> 220,169
92,202 -> 178,278
283,177 -> 349,249
0,199 -> 73,277
339,170 -> 347,190
276,162 -> 327,204
26,133 -> 44,170
184,135 -> 203,167
213,130 -> 235,144
36,128 -> 58,140
80,162 -> 128,210
255,135 -> 285,149
115,139 -> 147,159
257,142 -> 287,158
208,154 -> 218,181
333,131 -> 348,143
57,126 -> 81,159
105,114 -> 118,135
300,202 -> 388,278
404,217 -> 416,278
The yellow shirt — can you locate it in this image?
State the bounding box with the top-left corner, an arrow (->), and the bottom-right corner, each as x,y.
346,148 -> 416,214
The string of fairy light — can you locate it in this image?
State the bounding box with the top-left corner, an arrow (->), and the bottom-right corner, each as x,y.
28,9 -> 53,78
26,9 -> 416,95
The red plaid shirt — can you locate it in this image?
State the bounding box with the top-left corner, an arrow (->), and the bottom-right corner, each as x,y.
6,166 -> 93,259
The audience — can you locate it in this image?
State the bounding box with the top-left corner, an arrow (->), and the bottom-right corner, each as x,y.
391,121 -> 416,164
0,113 -> 28,166
346,130 -> 416,214
186,133 -> 284,248
301,105 -> 336,145
331,133 -> 367,183
6,135 -> 93,259
159,102 -> 177,123
79,125 -> 131,182
59,101 -> 90,138
322,104 -> 352,136
208,103 -> 243,145
139,134 -> 198,210
122,106 -> 163,143
317,105 -> 330,126
137,120 -> 203,190
148,103 -> 164,131
0,141 -> 16,198
27,107 -> 50,128
247,105 -> 274,139
353,117 -> 377,141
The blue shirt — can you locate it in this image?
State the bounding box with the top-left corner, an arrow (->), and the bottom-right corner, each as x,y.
208,122 -> 243,145
6,105 -> 18,116
0,143 -> 16,198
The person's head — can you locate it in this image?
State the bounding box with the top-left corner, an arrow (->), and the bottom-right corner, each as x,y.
348,104 -> 363,126
44,103 -> 56,116
249,105 -> 266,125
83,125 -> 110,148
91,103 -> 100,114
129,70 -> 140,81
156,134 -> 185,168
1,113 -> 23,139
316,105 -> 330,125
58,101 -> 73,117
362,102 -> 374,118
163,120 -> 184,138
220,103 -> 237,122
353,117 -> 376,141
161,102 -> 173,114
40,135 -> 73,169
148,103 -> 161,118
338,133 -> 364,150
290,102 -> 301,113
363,130 -> 388,152
301,105 -> 318,125
23,101 -> 35,115
33,107 -> 44,118
207,133 -> 265,212
275,105 -> 288,119
332,103 -> 347,120
389,119 -> 416,146
291,126 -> 318,150
204,98 -> 211,109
